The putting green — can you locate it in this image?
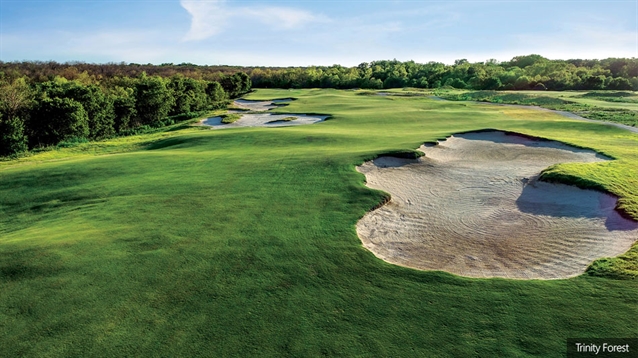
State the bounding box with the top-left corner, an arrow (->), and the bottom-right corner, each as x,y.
1,89 -> 637,357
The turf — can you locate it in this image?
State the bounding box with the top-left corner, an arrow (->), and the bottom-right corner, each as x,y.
1,89 -> 637,357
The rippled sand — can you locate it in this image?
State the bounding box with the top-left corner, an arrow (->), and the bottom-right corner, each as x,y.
356,131 -> 638,279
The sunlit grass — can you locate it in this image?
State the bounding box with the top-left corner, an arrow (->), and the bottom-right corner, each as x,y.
1,89 -> 637,357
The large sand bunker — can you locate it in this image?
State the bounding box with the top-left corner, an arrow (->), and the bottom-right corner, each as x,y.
357,131 -> 638,279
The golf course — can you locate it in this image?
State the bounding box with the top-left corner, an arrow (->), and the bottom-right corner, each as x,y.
1,89 -> 637,356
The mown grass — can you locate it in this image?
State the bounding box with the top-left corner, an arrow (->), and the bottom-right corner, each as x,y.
1,89 -> 637,357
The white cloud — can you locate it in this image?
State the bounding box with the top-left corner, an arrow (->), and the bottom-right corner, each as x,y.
242,7 -> 322,29
180,0 -> 327,41
181,0 -> 228,41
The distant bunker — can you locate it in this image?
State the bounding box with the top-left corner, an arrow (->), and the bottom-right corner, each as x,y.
201,99 -> 328,129
356,131 -> 638,279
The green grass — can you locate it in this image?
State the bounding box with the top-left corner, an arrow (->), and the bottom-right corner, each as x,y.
436,90 -> 638,127
577,91 -> 638,104
1,89 -> 638,357
220,113 -> 242,124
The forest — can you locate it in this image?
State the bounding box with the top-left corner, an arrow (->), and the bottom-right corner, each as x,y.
0,70 -> 251,157
1,54 -> 638,157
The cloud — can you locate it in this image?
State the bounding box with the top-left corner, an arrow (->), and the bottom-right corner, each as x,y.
180,0 -> 327,41
181,0 -> 228,41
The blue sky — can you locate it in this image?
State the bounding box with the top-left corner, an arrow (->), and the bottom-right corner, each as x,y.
1,0 -> 636,66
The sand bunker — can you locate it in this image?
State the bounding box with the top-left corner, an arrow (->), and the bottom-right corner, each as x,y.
357,131 -> 638,279
200,98 -> 327,129
233,99 -> 292,111
200,113 -> 328,129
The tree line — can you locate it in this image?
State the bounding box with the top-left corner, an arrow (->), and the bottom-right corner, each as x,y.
3,55 -> 637,93
248,55 -> 638,91
0,71 -> 251,157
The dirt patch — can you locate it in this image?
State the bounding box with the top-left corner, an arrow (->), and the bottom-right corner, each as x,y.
356,131 -> 638,279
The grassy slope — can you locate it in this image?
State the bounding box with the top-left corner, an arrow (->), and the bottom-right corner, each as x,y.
1,89 -> 637,357
517,90 -> 638,111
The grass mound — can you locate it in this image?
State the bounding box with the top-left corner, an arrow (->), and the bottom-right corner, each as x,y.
220,113 -> 242,124
266,116 -> 297,124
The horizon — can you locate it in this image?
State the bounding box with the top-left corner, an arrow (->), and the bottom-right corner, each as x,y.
1,0 -> 637,66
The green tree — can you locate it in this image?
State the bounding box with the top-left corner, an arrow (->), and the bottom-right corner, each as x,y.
606,77 -> 632,90
110,86 -> 137,132
583,75 -> 606,90
236,72 -> 252,94
0,77 -> 33,121
28,97 -> 89,147
444,78 -> 467,89
482,76 -> 502,90
206,81 -> 227,109
0,114 -> 28,156
64,84 -> 115,139
134,74 -> 175,126
508,54 -> 548,68
168,75 -> 209,115
37,80 -> 115,139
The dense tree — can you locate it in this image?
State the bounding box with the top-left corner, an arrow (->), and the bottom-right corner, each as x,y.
64,84 -> 116,139
221,73 -> 251,98
134,74 -> 174,126
606,77 -> 632,91
36,79 -> 116,139
28,97 -> 89,147
110,86 -> 137,132
0,114 -> 28,156
206,81 -> 227,108
0,77 -> 33,121
168,75 -> 209,115
0,66 -> 251,156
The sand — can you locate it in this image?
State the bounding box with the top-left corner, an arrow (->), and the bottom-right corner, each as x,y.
199,99 -> 327,129
200,113 -> 328,129
356,131 -> 638,279
233,99 -> 292,111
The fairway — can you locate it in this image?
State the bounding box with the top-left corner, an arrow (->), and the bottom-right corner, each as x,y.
1,89 -> 638,357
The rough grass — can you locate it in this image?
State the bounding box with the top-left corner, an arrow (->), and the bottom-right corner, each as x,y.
437,90 -> 638,127
266,116 -> 297,124
220,113 -> 242,124
1,89 -> 638,357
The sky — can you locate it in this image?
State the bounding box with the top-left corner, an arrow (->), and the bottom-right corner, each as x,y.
0,0 -> 636,66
